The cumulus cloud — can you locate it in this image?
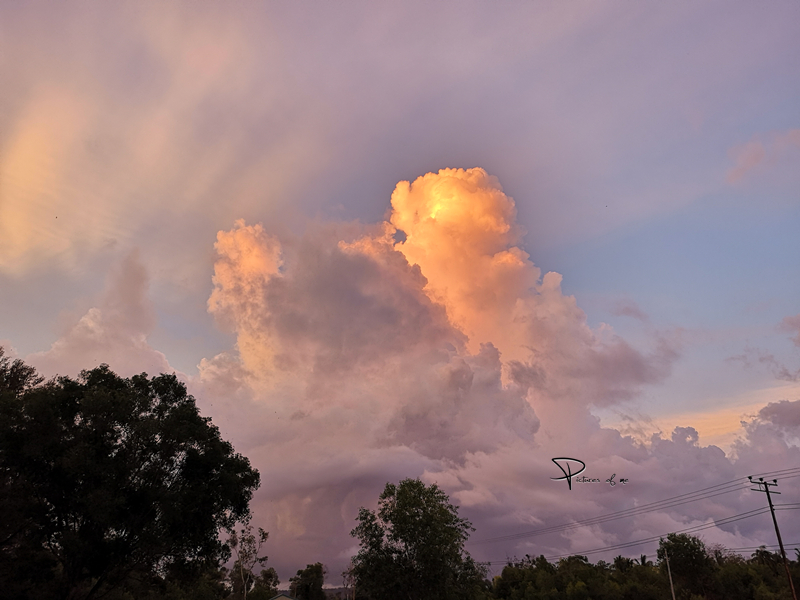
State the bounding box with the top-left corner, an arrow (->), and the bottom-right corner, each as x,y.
388,168 -> 678,408
732,403 -> 800,477
757,399 -> 800,430
190,169 -> 789,579
202,211 -> 535,461
27,251 -> 173,378
390,168 -> 534,353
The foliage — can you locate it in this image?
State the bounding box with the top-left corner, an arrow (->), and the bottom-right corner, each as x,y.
0,356 -> 260,600
228,522 -> 277,600
491,536 -> 800,600
341,561 -> 357,598
242,567 -> 280,600
289,562 -> 327,600
349,478 -> 490,600
657,533 -> 715,599
0,347 -> 42,395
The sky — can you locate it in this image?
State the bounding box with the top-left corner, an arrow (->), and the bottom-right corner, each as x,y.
1,0 -> 799,585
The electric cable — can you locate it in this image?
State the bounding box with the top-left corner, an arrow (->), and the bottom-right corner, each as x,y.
471,468 -> 800,546
485,504 -> 800,565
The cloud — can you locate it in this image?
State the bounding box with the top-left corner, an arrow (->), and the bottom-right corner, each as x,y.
727,346 -> 800,383
388,168 -> 679,407
610,298 -> 649,322
0,87 -> 103,274
187,168 -> 751,578
207,218 -> 465,384
202,211 -> 538,463
390,167 -> 533,353
726,128 -> 800,184
778,313 -> 800,347
733,403 -> 800,473
757,399 -> 800,430
725,140 -> 766,185
26,251 -> 173,378
0,3 -> 329,280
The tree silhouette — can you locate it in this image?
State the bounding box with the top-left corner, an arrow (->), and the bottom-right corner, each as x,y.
350,478 -> 489,600
0,356 -> 260,600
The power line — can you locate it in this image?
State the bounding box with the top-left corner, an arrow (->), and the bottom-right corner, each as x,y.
754,467 -> 800,478
728,542 -> 800,552
534,507 -> 776,562
471,468 -> 800,546
474,485 -> 750,545
484,504 -> 800,565
471,481 -> 747,545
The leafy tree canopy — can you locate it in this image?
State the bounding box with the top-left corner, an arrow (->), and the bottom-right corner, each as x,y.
0,354 -> 260,600
492,540 -> 800,600
657,533 -> 715,598
0,346 -> 42,395
350,478 -> 489,600
289,562 -> 326,600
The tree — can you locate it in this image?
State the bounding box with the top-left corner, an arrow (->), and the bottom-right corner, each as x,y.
0,357 -> 260,600
613,555 -> 636,574
228,522 -> 277,600
0,347 -> 42,395
341,561 -> 357,600
658,533 -> 715,599
349,478 -> 489,600
247,567 -> 280,600
0,349 -> 52,598
289,562 -> 326,600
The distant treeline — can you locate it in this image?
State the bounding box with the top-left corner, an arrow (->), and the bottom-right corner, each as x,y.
486,537 -> 800,600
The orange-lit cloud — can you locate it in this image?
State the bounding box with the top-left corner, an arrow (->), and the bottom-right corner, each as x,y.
0,89 -> 99,273
390,168 -> 536,356
205,169 -> 680,421
190,169 -> 717,572
207,219 -> 283,377
0,3 -> 328,285
386,168 -> 678,407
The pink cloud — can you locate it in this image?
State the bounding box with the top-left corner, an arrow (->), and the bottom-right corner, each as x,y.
778,313 -> 800,347
757,399 -> 800,430
610,298 -> 649,322
726,128 -> 800,184
26,251 -> 173,379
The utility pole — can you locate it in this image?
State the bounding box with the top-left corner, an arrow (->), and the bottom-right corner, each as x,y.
749,476 -> 798,600
664,546 -> 677,600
